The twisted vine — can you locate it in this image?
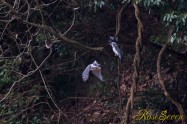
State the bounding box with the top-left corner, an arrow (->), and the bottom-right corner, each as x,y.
157,27 -> 186,124
121,2 -> 143,124
114,2 -> 129,115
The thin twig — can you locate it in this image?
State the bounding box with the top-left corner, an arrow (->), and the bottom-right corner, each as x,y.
30,48 -> 67,123
62,9 -> 76,36
0,48 -> 53,102
117,58 -> 122,112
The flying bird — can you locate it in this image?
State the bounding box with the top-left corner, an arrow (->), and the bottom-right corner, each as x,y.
108,36 -> 122,59
82,60 -> 104,82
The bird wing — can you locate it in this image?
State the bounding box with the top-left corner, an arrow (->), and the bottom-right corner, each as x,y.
82,65 -> 91,82
91,67 -> 104,81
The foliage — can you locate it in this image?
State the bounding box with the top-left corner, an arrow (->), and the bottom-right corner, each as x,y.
138,0 -> 187,44
0,59 -> 19,88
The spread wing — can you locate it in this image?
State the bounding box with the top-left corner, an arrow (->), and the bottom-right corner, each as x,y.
91,67 -> 104,81
82,65 -> 91,82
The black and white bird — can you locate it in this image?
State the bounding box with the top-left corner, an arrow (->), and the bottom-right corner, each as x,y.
82,60 -> 104,82
108,36 -> 122,59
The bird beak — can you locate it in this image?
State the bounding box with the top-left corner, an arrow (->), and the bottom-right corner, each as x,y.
98,64 -> 101,67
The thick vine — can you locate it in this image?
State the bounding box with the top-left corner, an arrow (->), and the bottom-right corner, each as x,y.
156,27 -> 186,124
121,2 -> 143,124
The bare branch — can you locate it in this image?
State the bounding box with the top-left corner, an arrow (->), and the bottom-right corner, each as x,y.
0,47 -> 53,102
30,48 -> 67,123
62,9 -> 76,36
21,20 -> 103,51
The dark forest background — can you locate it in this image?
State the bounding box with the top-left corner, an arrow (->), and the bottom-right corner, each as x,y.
0,0 -> 187,123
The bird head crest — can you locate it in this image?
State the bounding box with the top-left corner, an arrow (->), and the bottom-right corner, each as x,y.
93,60 -> 100,66
108,36 -> 118,43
